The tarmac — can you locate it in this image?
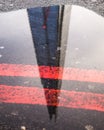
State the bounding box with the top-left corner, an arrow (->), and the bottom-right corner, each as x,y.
0,6 -> 104,130
0,0 -> 104,17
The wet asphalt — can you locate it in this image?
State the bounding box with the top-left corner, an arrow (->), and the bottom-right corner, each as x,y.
0,6 -> 104,130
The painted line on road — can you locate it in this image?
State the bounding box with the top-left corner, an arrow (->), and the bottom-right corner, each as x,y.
0,84 -> 104,112
0,64 -> 104,83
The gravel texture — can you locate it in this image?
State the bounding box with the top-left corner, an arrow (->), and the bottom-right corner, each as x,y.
0,0 -> 104,16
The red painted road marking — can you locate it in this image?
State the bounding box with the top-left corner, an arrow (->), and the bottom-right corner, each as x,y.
0,64 -> 104,83
0,85 -> 104,112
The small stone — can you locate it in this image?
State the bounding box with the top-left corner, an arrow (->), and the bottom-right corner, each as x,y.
21,126 -> 26,130
11,111 -> 18,116
85,125 -> 94,130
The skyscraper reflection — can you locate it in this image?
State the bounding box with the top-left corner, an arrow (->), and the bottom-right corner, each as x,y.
27,5 -> 70,120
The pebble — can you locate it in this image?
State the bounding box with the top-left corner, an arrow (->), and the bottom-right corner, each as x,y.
85,125 -> 94,130
21,126 -> 26,130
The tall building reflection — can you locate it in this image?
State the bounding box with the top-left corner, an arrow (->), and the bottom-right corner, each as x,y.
27,5 -> 71,120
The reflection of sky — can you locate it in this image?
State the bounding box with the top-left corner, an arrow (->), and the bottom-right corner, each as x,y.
0,10 -> 38,64
0,10 -> 29,39
65,5 -> 104,70
0,6 -> 104,70
0,9 -> 42,86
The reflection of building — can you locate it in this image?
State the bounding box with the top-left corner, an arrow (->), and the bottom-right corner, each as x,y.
59,5 -> 72,67
27,5 -> 71,120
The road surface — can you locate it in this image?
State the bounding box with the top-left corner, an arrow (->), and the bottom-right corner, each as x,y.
0,5 -> 104,130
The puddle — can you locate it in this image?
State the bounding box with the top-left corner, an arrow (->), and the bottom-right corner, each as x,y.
0,5 -> 104,130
